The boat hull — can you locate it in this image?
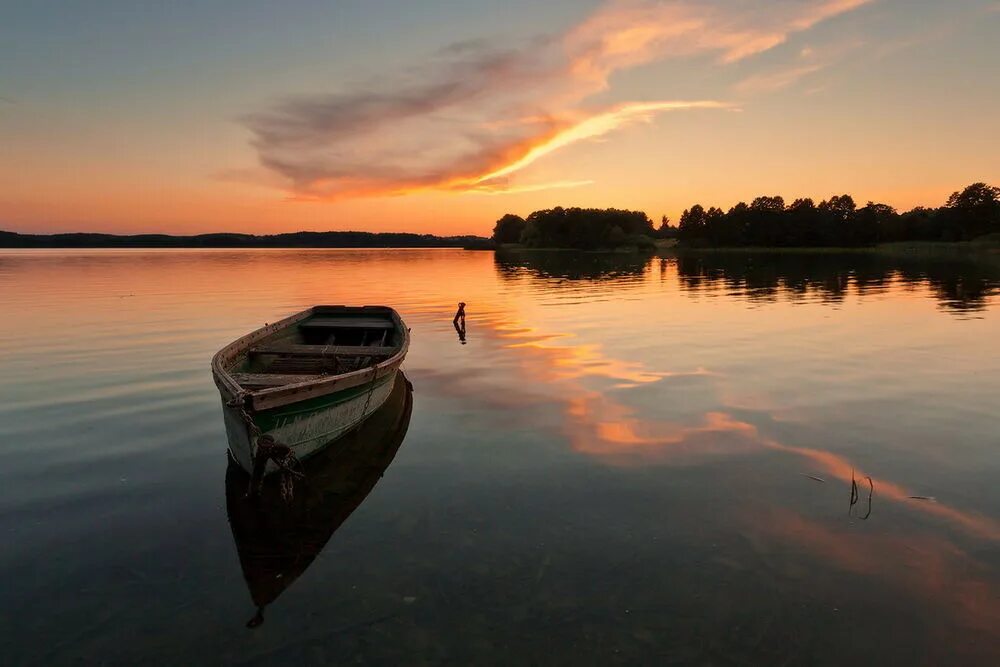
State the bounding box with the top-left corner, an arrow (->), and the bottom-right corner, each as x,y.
222,369 -> 398,473
212,305 -> 409,475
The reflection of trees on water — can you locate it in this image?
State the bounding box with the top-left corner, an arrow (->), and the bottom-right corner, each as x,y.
893,261 -> 1000,312
493,248 -> 999,312
494,250 -> 653,284
673,252 -> 1000,312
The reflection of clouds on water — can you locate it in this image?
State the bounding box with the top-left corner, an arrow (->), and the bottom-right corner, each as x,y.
430,307 -> 1000,660
568,402 -> 762,460
434,306 -> 1000,546
770,439 -> 1000,542
503,331 -> 709,387
753,508 -> 1000,661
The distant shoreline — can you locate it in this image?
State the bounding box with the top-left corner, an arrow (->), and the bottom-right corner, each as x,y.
5,231 -> 996,256
0,229 -> 492,249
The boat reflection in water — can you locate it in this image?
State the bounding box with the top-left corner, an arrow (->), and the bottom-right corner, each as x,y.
225,372 -> 413,628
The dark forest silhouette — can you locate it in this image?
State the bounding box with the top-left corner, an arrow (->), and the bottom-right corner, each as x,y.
493,208 -> 656,250
494,183 -> 999,249
673,182 -> 1000,247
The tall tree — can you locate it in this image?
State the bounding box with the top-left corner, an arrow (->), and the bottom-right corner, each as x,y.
946,182 -> 1000,239
678,205 -> 707,241
492,214 -> 527,244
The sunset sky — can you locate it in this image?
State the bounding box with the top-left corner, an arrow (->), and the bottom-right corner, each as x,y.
2,0 -> 998,236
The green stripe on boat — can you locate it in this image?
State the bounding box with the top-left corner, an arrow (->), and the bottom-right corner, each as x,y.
252,373 -> 395,432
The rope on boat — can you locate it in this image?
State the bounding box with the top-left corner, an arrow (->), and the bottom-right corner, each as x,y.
360,365 -> 380,419
229,356 -> 382,500
228,391 -> 303,502
249,435 -> 304,502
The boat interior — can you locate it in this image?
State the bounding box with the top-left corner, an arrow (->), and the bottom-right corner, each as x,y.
230,307 -> 402,390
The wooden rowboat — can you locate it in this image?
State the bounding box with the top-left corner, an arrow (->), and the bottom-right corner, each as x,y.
226,371 -> 413,628
212,305 -> 409,474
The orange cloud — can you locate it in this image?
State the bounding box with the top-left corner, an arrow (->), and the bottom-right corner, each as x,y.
244,0 -> 873,200
566,0 -> 873,75
473,101 -> 731,186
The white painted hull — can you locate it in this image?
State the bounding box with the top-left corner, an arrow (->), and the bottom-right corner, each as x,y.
222,369 -> 398,474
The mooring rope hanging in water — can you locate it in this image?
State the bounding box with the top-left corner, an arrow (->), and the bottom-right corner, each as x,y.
250,435 -> 303,502
229,391 -> 304,501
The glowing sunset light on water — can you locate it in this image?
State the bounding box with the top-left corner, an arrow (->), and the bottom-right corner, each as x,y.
2,237 -> 999,662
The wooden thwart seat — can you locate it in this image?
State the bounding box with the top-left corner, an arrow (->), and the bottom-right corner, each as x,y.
298,317 -> 394,330
248,344 -> 397,358
232,372 -> 326,388
261,358 -> 339,375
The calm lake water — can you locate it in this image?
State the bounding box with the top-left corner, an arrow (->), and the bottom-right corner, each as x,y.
1,248 -> 999,665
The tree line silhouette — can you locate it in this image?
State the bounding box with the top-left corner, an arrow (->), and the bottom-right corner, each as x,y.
672,182 -> 1000,247
493,183 -> 999,249
493,208 -> 656,250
